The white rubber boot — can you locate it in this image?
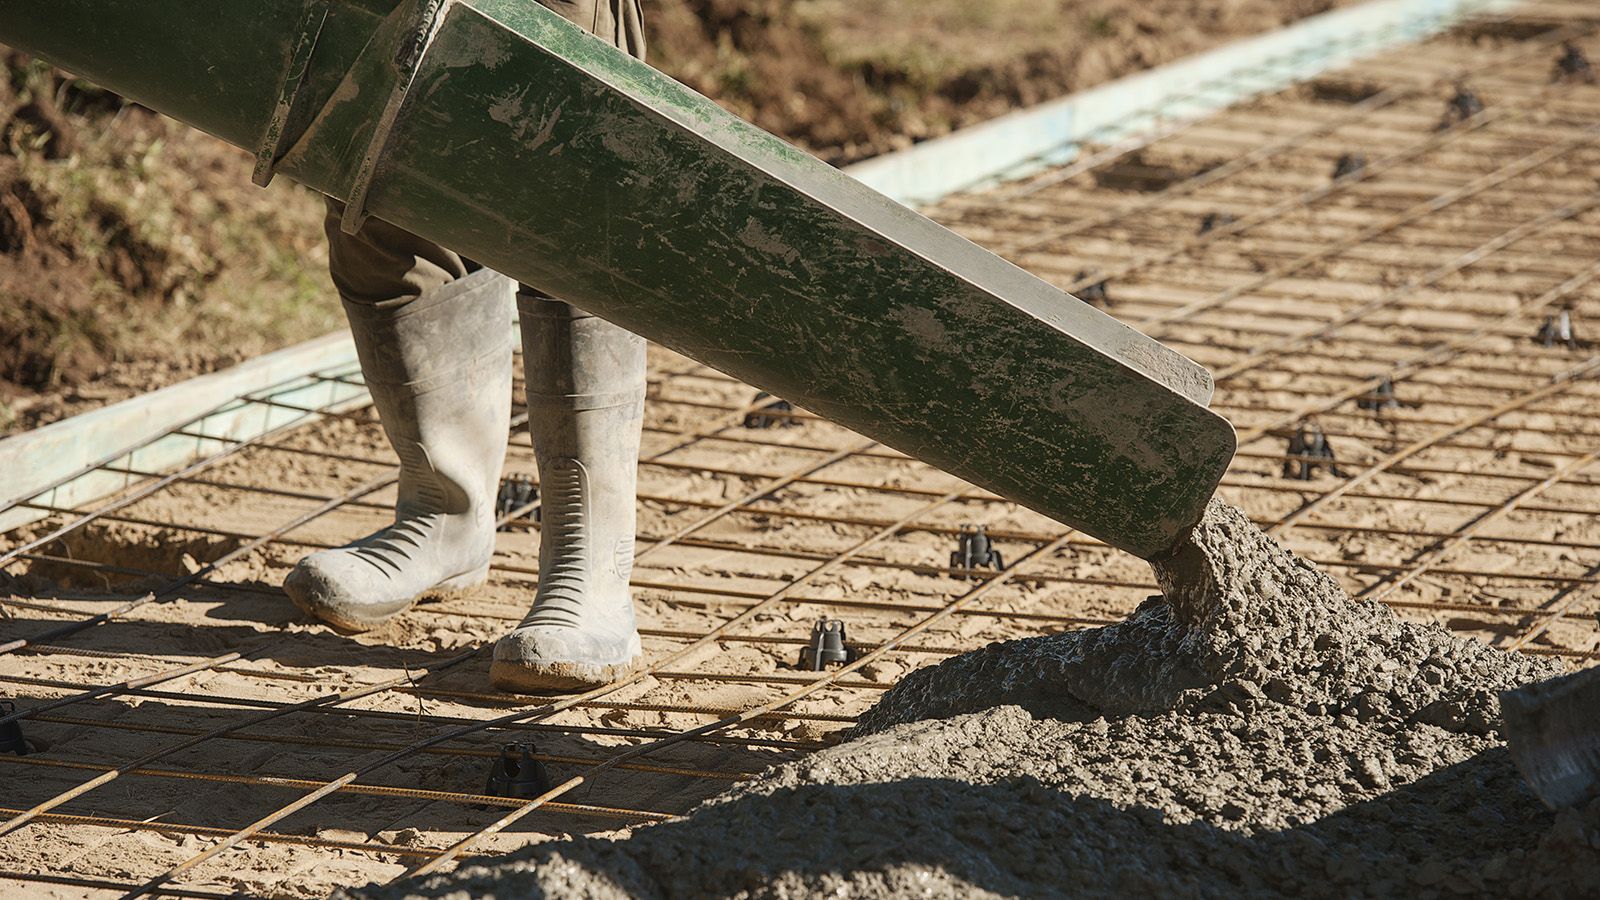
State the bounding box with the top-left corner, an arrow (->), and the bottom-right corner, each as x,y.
284,268 -> 514,632
491,293 -> 646,693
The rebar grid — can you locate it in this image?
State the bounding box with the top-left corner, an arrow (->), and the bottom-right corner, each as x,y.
4,4 -> 1600,895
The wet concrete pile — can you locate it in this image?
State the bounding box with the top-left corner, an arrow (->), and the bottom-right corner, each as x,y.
357,501 -> 1598,899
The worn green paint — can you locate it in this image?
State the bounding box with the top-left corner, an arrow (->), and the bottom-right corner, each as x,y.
0,0 -> 1235,558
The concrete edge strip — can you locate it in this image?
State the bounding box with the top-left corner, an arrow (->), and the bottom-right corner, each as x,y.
0,0 -> 1510,533
0,333 -> 365,533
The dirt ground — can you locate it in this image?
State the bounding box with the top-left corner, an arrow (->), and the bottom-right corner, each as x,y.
0,0 -> 1351,435
650,0 -> 1351,163
5,1 -> 1600,897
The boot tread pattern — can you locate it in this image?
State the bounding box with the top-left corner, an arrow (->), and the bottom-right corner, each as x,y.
523,457 -> 590,628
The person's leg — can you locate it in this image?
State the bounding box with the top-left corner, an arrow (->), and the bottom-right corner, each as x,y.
283,199 -> 513,631
491,292 -> 645,691
492,0 -> 649,691
538,0 -> 646,58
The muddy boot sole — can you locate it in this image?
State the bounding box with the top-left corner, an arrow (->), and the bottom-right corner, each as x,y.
489,655 -> 640,694
285,565 -> 491,634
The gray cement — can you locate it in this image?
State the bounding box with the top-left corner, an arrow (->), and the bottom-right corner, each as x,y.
355,501 -> 1599,899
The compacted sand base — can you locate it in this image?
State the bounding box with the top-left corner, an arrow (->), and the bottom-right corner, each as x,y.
354,502 -> 1600,899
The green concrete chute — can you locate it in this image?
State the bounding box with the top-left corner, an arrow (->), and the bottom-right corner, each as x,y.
0,0 -> 1236,558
